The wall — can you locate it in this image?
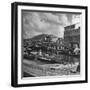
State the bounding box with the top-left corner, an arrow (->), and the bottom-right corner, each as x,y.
0,0 -> 89,89
64,24 -> 80,47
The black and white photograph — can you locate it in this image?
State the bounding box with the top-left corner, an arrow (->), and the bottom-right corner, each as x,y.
22,11 -> 81,77
11,2 -> 88,87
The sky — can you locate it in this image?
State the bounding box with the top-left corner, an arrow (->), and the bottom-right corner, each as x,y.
22,11 -> 81,39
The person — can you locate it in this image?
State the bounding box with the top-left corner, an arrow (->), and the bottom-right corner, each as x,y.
39,49 -> 42,56
73,44 -> 80,55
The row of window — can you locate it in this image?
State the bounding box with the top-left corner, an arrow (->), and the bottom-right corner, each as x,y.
64,28 -> 80,36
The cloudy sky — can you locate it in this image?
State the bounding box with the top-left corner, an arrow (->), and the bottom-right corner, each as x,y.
22,11 -> 81,39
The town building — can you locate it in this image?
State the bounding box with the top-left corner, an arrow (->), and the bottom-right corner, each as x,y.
64,23 -> 80,49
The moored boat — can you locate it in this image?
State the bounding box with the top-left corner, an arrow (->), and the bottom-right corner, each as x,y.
38,56 -> 57,64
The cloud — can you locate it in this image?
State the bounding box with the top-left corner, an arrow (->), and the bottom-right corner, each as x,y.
22,11 -> 80,39
72,15 -> 81,24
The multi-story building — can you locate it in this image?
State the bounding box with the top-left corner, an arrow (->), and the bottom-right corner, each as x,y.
64,23 -> 80,48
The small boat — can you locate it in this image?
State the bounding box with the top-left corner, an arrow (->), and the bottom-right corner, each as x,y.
38,56 -> 57,64
24,53 -> 35,60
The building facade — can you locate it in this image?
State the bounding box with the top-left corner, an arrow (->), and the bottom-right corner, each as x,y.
64,23 -> 80,48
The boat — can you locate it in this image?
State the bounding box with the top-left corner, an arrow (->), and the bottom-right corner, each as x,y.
24,53 -> 35,60
38,56 -> 57,64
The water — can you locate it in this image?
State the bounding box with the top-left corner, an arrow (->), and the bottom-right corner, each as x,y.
24,53 -> 80,65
